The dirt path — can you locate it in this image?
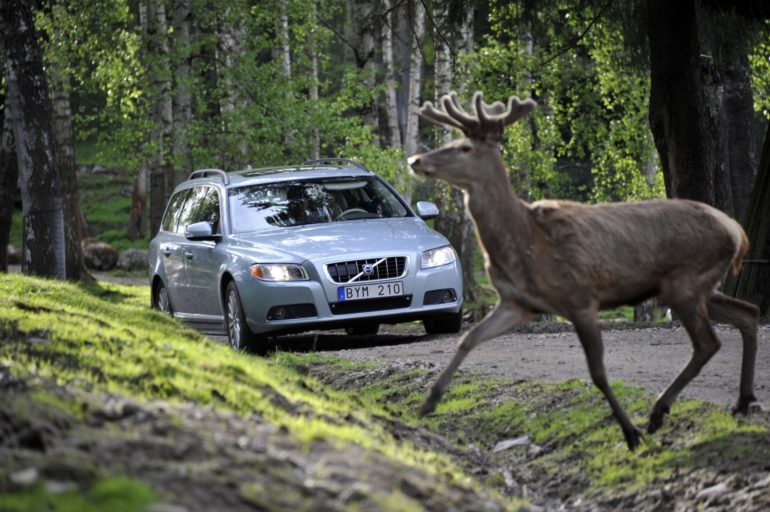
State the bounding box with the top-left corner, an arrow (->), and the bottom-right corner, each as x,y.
320,323 -> 770,409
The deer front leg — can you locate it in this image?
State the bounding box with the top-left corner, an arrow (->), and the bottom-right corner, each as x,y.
649,300 -> 720,433
419,302 -> 531,417
707,291 -> 759,415
571,312 -> 642,451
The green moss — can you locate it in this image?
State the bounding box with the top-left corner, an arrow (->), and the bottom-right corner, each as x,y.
0,477 -> 155,512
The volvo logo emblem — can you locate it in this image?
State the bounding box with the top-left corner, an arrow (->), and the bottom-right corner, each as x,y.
362,264 -> 375,275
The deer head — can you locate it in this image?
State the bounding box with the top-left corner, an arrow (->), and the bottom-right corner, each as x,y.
408,91 -> 537,188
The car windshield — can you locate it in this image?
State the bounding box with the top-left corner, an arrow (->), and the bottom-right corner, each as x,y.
228,176 -> 410,233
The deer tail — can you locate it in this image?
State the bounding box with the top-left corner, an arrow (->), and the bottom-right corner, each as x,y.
732,228 -> 750,276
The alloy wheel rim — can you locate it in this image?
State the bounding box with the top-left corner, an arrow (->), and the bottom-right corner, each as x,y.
157,288 -> 170,313
227,290 -> 241,349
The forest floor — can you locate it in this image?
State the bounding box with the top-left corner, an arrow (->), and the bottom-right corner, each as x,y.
2,273 -> 770,511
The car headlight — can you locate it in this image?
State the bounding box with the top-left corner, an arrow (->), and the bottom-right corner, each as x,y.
421,246 -> 456,269
250,263 -> 309,281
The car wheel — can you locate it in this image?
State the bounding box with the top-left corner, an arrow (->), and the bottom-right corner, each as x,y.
225,281 -> 260,352
154,281 -> 173,316
423,311 -> 463,335
345,323 -> 380,336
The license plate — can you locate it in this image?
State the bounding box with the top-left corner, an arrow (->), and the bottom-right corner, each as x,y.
337,281 -> 404,301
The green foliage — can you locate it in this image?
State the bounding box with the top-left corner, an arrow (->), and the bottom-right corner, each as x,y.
750,21 -> 770,120
471,1 -> 666,203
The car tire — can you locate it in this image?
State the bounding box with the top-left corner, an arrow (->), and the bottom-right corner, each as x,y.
153,281 -> 174,316
225,281 -> 262,352
345,323 -> 380,336
423,311 -> 463,335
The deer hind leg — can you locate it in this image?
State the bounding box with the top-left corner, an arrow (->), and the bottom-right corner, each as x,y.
707,291 -> 759,415
649,299 -> 720,434
572,312 -> 642,450
419,302 -> 531,417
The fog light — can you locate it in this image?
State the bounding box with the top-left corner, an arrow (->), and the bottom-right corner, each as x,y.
442,290 -> 455,303
272,307 -> 287,320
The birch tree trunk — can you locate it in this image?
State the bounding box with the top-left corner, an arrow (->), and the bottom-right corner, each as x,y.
51,67 -> 92,281
308,1 -> 320,160
144,0 -> 174,236
431,0 -> 477,304
172,0 -> 193,182
1,0 -> 66,279
381,0 -> 401,149
403,0 -> 425,158
354,0 -> 378,142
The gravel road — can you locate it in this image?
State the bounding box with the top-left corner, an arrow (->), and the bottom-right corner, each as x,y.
310,322 -> 770,409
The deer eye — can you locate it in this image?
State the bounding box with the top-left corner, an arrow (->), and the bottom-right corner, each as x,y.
459,144 -> 472,153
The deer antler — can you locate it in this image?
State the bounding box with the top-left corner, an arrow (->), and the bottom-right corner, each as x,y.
419,90 -> 537,142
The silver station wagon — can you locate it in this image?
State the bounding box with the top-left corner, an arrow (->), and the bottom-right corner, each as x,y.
149,159 -> 463,351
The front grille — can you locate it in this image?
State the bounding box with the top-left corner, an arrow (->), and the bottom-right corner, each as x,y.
325,256 -> 407,283
329,295 -> 413,315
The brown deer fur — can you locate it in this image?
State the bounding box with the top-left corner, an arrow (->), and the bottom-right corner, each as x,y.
408,91 -> 759,450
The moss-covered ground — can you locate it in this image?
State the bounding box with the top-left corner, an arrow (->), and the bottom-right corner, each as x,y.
1,272 -> 769,511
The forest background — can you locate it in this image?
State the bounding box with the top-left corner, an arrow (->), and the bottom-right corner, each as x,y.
1,0 -> 770,314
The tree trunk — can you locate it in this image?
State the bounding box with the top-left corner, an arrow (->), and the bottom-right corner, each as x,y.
127,164 -> 149,241
172,0 -> 193,183
143,0 -> 174,236
51,67 -> 93,281
308,0 -> 320,160
0,94 -> 19,273
403,0 -> 425,158
724,121 -> 770,318
647,0 -> 757,219
381,0 -> 401,149
432,0 -> 478,304
354,0 -> 378,142
1,0 -> 66,279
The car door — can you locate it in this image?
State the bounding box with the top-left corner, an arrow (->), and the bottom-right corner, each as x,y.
180,187 -> 224,319
157,188 -> 191,313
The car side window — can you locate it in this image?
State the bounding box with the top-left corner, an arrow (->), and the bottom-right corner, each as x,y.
161,189 -> 191,233
176,186 -> 221,234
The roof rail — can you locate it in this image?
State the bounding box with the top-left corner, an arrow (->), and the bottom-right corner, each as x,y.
302,158 -> 368,171
188,168 -> 230,185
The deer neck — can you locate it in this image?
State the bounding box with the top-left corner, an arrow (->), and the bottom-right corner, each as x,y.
464,162 -> 534,256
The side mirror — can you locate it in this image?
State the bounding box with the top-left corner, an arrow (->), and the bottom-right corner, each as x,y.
415,201 -> 439,221
185,221 -> 221,242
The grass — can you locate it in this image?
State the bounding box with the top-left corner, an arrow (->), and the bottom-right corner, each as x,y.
289,353 -> 770,502
0,273 -> 512,510
0,477 -> 156,512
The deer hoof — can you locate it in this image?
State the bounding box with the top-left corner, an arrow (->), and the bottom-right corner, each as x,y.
647,405 -> 669,434
732,394 -> 758,416
624,426 -> 643,451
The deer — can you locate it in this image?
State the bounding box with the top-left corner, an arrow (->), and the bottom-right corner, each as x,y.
407,90 -> 760,450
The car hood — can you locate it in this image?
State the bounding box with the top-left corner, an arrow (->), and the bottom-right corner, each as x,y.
227,218 -> 450,262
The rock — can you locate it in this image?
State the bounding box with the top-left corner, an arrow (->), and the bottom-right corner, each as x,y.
81,238 -> 118,271
91,165 -> 107,174
10,467 -> 39,486
492,435 -> 530,453
118,248 -> 148,271
6,245 -> 20,265
696,482 -> 731,501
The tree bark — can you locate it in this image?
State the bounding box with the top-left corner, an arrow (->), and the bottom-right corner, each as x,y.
381,0 -> 401,149
403,0 -> 425,158
0,94 -> 19,273
432,0 -> 478,304
1,0 -> 66,279
647,0 -> 757,220
143,0 -> 174,236
725,121 -> 770,318
172,0 -> 193,182
51,66 -> 93,281
354,0 -> 378,143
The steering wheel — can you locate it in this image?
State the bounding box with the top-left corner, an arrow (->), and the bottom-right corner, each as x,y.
338,208 -> 368,219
